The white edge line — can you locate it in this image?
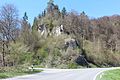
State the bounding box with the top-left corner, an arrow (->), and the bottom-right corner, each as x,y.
93,69 -> 107,80
93,67 -> 120,80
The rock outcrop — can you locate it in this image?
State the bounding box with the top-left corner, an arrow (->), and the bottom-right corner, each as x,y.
38,24 -> 64,37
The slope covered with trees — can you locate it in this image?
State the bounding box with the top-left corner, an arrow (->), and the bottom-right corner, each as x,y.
0,0 -> 120,68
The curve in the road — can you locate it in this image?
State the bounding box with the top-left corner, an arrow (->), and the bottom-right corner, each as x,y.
2,68 -> 117,80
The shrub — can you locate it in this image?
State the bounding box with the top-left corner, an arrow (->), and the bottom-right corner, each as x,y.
68,62 -> 78,69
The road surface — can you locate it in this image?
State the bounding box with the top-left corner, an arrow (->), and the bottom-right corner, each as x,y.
1,68 -> 114,80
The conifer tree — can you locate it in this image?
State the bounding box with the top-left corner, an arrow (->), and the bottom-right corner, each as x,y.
61,7 -> 67,18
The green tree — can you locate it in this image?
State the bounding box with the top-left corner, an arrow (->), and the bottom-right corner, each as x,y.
42,10 -> 46,17
53,5 -> 60,19
21,12 -> 31,46
47,0 -> 54,13
61,7 -> 67,18
32,17 -> 38,31
23,12 -> 28,21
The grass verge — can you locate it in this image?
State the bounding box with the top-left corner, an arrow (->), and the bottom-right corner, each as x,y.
96,69 -> 120,80
0,66 -> 42,79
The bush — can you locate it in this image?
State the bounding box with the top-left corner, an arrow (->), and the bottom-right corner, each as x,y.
0,74 -> 8,79
68,62 -> 78,69
37,48 -> 48,59
0,66 -> 42,79
84,40 -> 120,67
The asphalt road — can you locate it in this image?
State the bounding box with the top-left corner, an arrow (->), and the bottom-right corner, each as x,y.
2,68 -> 114,80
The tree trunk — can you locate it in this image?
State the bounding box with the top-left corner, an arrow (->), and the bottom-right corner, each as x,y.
2,39 -> 5,66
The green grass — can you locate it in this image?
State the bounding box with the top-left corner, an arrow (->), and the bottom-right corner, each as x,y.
0,66 -> 42,79
34,65 -> 44,68
0,72 -> 26,79
97,69 -> 120,80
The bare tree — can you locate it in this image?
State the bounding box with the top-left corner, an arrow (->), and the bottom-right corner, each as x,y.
0,4 -> 19,66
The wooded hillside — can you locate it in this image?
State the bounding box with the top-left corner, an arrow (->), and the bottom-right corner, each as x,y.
0,0 -> 120,68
